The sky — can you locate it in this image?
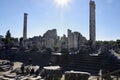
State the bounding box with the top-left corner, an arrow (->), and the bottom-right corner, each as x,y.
0,0 -> 120,41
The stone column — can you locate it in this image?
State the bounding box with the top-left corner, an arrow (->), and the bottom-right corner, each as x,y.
23,13 -> 28,48
89,0 -> 96,44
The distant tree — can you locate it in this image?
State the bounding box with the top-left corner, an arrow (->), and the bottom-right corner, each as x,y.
116,39 -> 120,49
103,41 -> 116,49
95,41 -> 103,49
5,30 -> 13,49
109,41 -> 116,46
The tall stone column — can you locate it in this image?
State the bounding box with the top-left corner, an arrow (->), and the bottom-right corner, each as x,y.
89,0 -> 96,45
23,13 -> 28,48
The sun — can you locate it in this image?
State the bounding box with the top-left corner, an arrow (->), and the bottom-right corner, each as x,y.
55,0 -> 70,8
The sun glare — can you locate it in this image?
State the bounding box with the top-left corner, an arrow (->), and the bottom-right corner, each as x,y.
55,0 -> 70,8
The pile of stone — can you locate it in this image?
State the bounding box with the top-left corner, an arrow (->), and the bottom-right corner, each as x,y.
0,62 -> 42,80
11,64 -> 40,75
0,73 -> 41,80
0,61 -> 63,80
0,60 -> 13,71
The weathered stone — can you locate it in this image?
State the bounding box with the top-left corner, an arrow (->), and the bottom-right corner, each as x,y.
23,13 -> 28,48
89,0 -> 96,45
